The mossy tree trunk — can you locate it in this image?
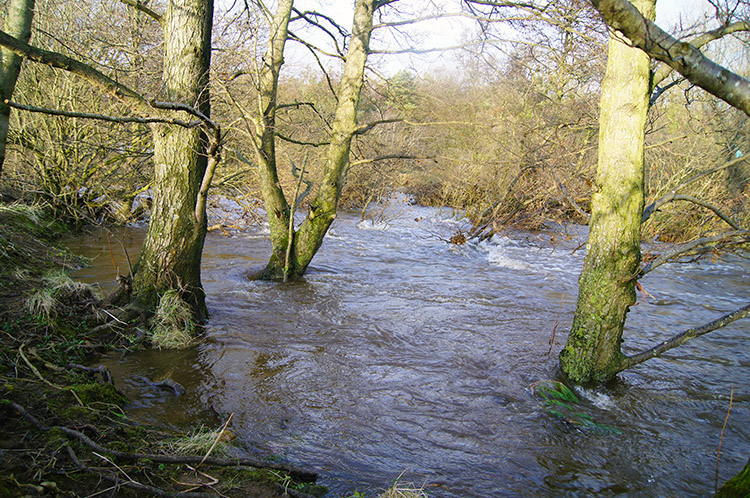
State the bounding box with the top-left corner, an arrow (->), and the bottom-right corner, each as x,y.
559,0 -> 655,384
130,0 -> 213,321
0,0 -> 35,178
260,0 -> 376,280
251,0 -> 294,280
717,457 -> 750,498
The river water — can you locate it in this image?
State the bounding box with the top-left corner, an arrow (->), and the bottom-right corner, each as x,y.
67,199 -> 750,497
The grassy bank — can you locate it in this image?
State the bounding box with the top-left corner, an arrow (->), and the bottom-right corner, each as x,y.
0,202 -> 324,497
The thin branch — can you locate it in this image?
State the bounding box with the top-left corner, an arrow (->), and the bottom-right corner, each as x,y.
4,99 -> 199,128
117,0 -> 163,23
195,127 -> 222,226
638,230 -> 750,277
673,194 -> 742,230
618,303 -> 750,373
275,132 -> 330,147
150,100 -> 218,130
350,154 -> 427,166
642,155 -> 748,223
370,40 -> 487,55
290,8 -> 347,57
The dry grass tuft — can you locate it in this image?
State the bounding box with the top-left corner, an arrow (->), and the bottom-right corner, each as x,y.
162,426 -> 229,456
150,290 -> 195,349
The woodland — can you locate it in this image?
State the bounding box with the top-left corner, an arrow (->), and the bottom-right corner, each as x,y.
0,0 -> 749,496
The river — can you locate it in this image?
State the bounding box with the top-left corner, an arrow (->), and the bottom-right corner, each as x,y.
67,198 -> 750,497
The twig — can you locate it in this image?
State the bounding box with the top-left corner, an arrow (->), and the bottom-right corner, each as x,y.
716,387 -> 734,494
93,451 -> 135,483
198,413 -> 234,468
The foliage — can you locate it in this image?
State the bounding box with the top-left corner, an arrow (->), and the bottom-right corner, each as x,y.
149,290 -> 196,349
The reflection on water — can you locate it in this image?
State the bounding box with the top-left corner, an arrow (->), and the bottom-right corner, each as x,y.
67,204 -> 750,497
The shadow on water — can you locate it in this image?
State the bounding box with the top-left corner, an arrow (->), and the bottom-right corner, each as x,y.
66,206 -> 750,497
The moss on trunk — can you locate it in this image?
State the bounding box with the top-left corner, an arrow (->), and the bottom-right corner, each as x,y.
559,0 -> 655,384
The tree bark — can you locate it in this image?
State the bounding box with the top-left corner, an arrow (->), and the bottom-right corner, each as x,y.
261,0 -> 376,279
559,0 -> 655,384
129,0 -> 213,320
0,0 -> 35,178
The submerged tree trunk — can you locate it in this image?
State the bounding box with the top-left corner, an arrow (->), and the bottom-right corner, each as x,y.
559,0 -> 655,384
262,0 -> 376,280
0,0 -> 35,178
129,0 -> 213,320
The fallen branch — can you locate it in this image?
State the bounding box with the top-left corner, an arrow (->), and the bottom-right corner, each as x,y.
3,400 -> 317,482
66,446 -> 219,498
617,303 -> 750,373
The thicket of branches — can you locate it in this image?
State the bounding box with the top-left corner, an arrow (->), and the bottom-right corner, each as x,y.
1,0 -> 748,243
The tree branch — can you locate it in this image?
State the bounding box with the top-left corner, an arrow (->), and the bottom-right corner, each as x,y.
638,230 -> 750,277
350,154 -> 427,166
275,132 -> 330,147
589,0 -> 750,115
655,194 -> 742,230
290,8 -> 347,57
618,302 -> 750,373
150,100 -> 218,130
651,20 -> 750,92
4,99 -> 199,128
642,155 -> 748,223
0,30 -> 150,114
118,0 -> 163,23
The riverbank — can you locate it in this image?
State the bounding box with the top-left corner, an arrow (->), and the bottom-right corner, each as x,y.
0,203 -> 324,497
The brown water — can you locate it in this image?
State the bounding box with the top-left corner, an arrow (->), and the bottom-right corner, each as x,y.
67,201 -> 750,497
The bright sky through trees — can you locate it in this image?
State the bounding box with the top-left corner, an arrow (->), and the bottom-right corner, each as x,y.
283,0 -> 715,77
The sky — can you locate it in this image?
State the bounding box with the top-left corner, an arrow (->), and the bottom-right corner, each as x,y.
283,0 -> 719,77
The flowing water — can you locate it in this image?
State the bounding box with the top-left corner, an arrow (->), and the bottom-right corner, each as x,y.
67,199 -> 750,497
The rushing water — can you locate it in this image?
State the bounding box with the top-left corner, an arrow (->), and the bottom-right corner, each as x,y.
67,199 -> 750,497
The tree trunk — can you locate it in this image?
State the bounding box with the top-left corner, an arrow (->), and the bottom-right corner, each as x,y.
559,0 -> 655,384
129,0 -> 213,320
262,0 -> 376,280
0,0 -> 35,178
252,0 -> 295,280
